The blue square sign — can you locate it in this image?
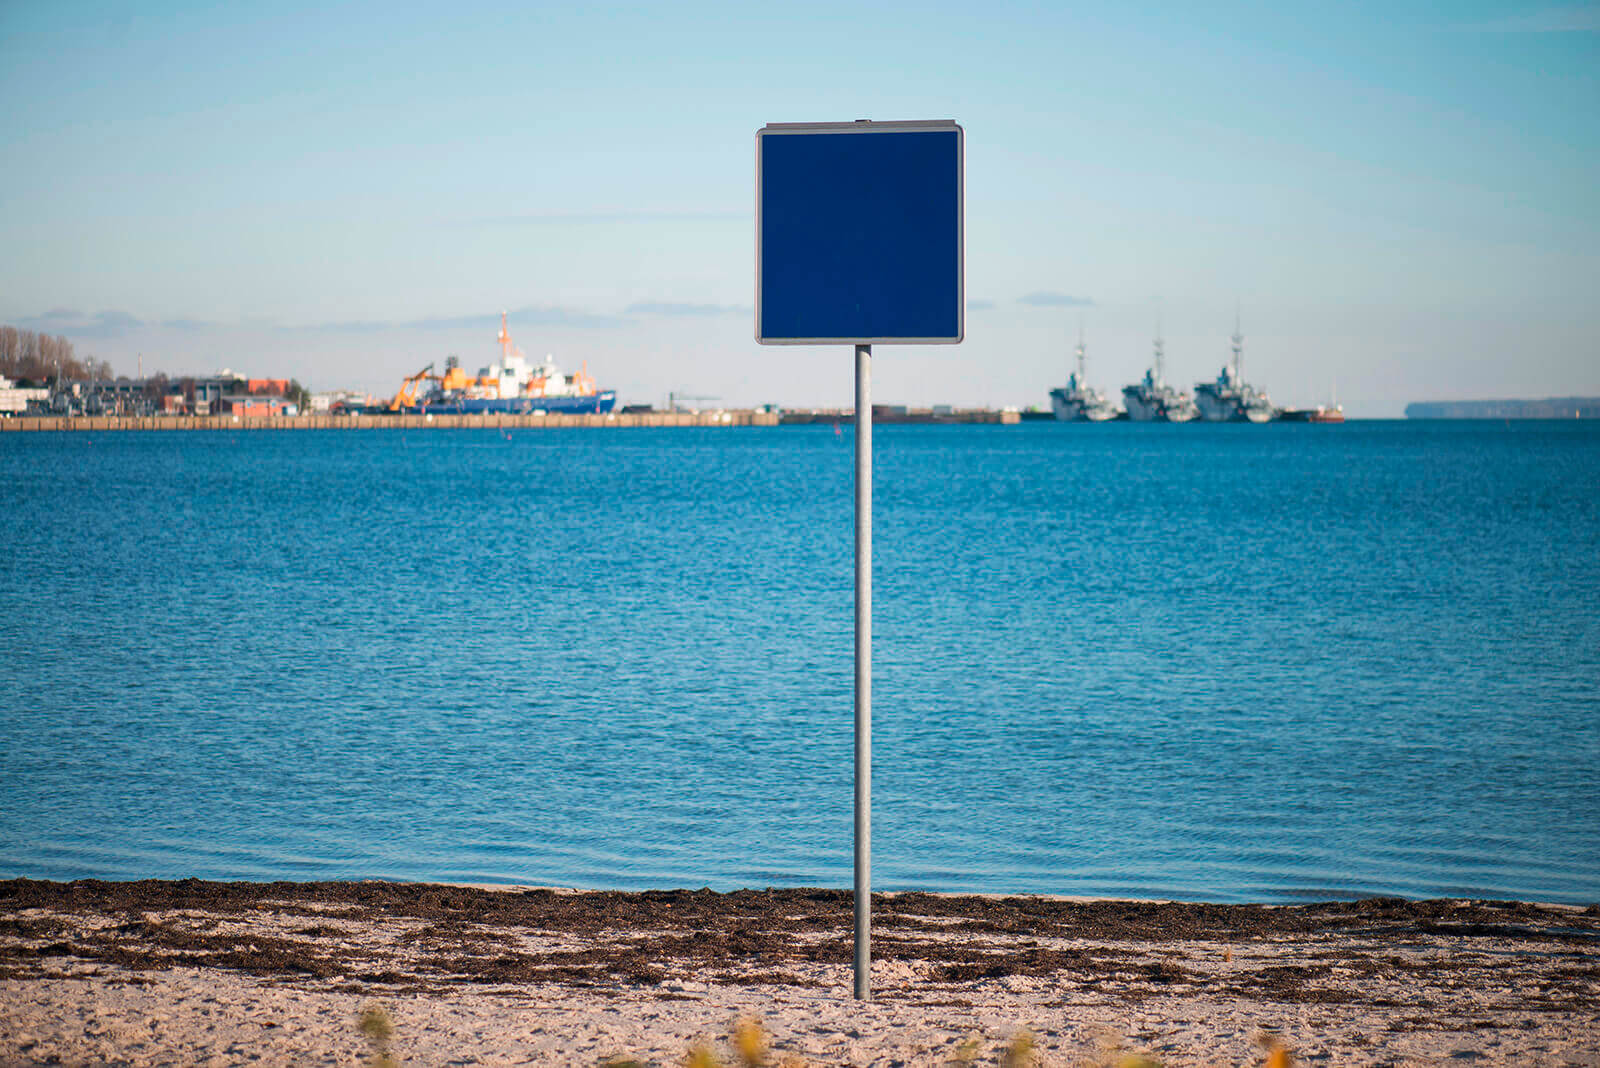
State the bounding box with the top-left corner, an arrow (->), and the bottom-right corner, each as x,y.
757,120 -> 964,345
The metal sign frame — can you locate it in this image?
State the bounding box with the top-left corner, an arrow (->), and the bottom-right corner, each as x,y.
754,118 -> 966,1002
755,119 -> 964,345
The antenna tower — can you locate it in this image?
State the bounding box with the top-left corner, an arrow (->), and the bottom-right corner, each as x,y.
1153,314 -> 1165,383
1231,306 -> 1244,380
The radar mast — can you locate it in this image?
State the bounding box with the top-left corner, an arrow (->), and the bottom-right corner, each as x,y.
1075,318 -> 1087,385
1154,313 -> 1165,384
1231,306 -> 1245,381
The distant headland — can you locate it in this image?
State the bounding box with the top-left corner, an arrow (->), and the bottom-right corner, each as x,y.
1406,397 -> 1599,419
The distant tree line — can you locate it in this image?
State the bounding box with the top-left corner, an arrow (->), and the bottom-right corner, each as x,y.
3,323 -> 311,410
0,325 -> 113,382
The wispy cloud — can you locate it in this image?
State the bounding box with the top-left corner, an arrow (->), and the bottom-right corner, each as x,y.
462,210 -> 748,227
1459,7 -> 1600,31
18,303 -> 633,339
625,301 -> 748,317
1018,292 -> 1095,307
298,305 -> 632,332
966,299 -> 995,311
449,305 -> 632,329
19,309 -> 145,338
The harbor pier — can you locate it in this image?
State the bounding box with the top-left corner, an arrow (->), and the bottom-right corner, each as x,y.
0,411 -> 783,432
0,408 -> 1033,431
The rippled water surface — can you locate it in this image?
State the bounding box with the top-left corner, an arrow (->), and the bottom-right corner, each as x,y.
2,420 -> 1597,902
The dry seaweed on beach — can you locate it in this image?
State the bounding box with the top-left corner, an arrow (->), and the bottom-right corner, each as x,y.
2,879 -> 1598,1065
3,879 -> 1597,1004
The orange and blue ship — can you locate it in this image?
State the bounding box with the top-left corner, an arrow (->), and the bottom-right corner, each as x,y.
379,312 -> 617,415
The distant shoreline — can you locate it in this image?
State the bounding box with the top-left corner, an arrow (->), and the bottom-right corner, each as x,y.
0,409 -> 1034,430
0,411 -> 781,432
1405,397 -> 1600,419
6,411 -> 1600,431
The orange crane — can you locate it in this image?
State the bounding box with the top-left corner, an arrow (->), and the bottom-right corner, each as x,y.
386,363 -> 436,411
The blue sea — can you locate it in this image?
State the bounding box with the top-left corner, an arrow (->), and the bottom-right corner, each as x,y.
2,420 -> 1597,904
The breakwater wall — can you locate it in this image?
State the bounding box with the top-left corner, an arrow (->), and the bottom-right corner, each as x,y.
0,411 -> 782,432
0,408 -> 1032,431
780,408 -> 1021,425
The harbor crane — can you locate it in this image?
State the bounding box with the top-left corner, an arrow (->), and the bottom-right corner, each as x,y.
387,363 -> 436,411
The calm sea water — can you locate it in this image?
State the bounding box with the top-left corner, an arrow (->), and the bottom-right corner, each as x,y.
2,421 -> 1597,903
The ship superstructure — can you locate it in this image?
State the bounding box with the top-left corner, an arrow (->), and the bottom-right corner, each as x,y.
1122,330 -> 1199,422
1049,326 -> 1121,422
383,312 -> 617,415
1194,314 -> 1275,423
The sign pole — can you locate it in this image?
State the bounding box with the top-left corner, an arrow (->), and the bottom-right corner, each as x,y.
854,342 -> 872,1001
755,119 -> 960,1003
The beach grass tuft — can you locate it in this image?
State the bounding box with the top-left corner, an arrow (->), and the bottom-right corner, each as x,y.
675,1016 -> 778,1068
733,1016 -> 769,1066
685,1039 -> 722,1068
1001,1027 -> 1038,1067
355,1002 -> 398,1068
949,1033 -> 983,1065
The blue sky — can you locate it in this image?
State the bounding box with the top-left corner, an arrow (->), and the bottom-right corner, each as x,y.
2,1 -> 1595,414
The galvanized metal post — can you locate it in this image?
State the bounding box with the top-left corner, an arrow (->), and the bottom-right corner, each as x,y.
854,342 -> 872,1001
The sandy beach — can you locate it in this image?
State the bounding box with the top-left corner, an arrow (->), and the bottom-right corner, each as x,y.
2,879 -> 1597,1066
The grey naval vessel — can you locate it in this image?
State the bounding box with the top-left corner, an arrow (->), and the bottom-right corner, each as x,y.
1122,332 -> 1199,422
1049,327 -> 1121,422
1195,316 -> 1276,423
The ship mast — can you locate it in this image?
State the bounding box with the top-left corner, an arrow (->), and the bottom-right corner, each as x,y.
1231,307 -> 1244,382
1075,320 -> 1087,385
1153,314 -> 1165,384
498,310 -> 512,361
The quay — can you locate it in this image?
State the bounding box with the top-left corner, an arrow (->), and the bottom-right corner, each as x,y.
780,407 -> 1021,425
0,411 -> 781,432
0,408 -> 1026,431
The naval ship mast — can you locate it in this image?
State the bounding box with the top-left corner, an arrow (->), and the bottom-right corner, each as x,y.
1230,307 -> 1245,384
1074,321 -> 1088,386
1049,318 -> 1119,421
1154,317 -> 1165,384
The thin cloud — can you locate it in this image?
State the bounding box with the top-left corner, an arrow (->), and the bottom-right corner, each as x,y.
462,210 -> 748,227
447,305 -> 631,329
300,305 -> 632,332
19,309 -> 144,338
1018,292 -> 1095,307
17,304 -> 632,339
626,301 -> 748,317
967,299 -> 995,311
1459,7 -> 1600,31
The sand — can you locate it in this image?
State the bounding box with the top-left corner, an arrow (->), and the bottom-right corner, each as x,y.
2,879 -> 1597,1066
